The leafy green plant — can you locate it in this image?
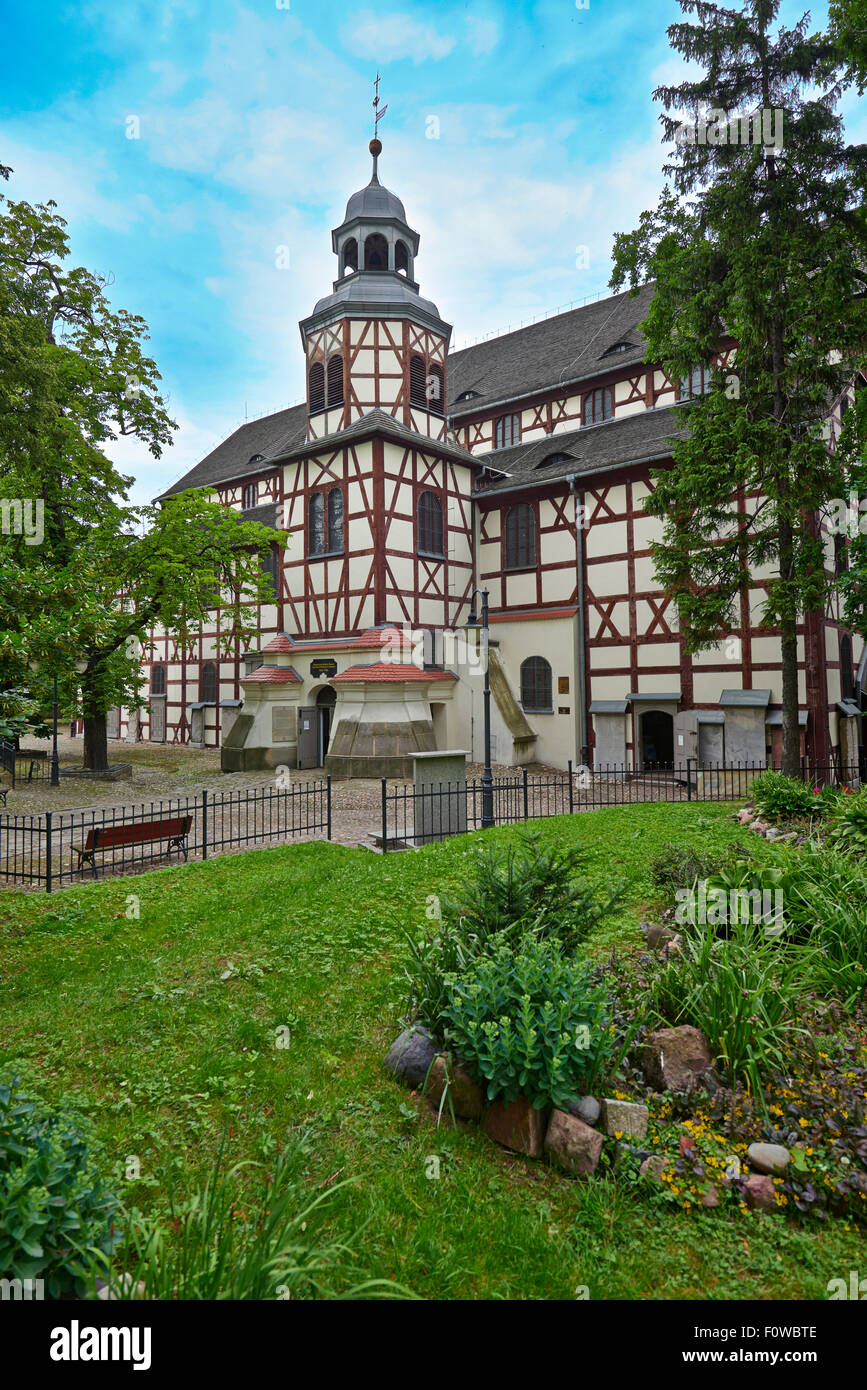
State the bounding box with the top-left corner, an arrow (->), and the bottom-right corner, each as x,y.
828,787 -> 867,855
648,843 -> 721,901
439,831 -> 625,951
649,918 -> 810,1104
0,1078 -> 121,1297
780,846 -> 867,1005
749,772 -> 822,823
681,861 -> 791,936
116,1138 -> 410,1300
441,936 -> 614,1109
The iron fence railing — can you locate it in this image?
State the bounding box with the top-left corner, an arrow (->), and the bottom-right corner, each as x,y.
0,742 -> 51,788
379,758 -> 862,849
0,779 -> 331,892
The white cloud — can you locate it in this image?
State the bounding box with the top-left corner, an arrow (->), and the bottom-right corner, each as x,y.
339,10 -> 457,63
465,16 -> 499,56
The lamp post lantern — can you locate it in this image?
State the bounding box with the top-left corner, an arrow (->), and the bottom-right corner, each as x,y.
466,588 -> 494,829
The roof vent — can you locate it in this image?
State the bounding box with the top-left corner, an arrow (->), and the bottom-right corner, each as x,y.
535,452 -> 575,469
456,389 -> 482,402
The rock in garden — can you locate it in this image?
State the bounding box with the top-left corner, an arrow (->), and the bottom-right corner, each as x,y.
640,1154 -> 672,1181
482,1095 -> 548,1156
747,1142 -> 790,1176
700,1184 -> 721,1209
544,1109 -> 603,1176
565,1094 -> 600,1126
661,933 -> 684,959
600,1098 -> 649,1140
384,1025 -> 438,1089
425,1055 -> 484,1119
640,1025 -> 714,1093
743,1174 -> 777,1212
646,923 -> 676,951
737,808 -> 754,824
96,1274 -> 146,1300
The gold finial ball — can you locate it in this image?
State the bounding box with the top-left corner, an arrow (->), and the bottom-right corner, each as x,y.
369,137 -> 382,156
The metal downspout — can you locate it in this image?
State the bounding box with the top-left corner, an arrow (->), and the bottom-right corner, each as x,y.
568,475 -> 589,766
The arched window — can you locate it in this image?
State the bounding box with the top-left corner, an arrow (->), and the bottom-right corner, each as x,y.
505,503 -> 536,569
841,634 -> 854,701
242,482 -> 257,510
327,487 -> 344,552
309,361 -> 325,413
427,363 -> 445,415
261,542 -> 280,596
201,662 -> 217,704
342,238 -> 358,274
583,387 -> 613,424
309,491 -> 325,556
494,413 -> 520,448
395,239 -> 409,274
151,664 -> 166,696
409,354 -> 428,408
418,492 -> 443,556
327,354 -> 344,407
364,232 -> 389,269
521,657 -> 552,712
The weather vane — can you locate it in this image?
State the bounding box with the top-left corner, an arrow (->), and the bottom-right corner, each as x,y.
373,72 -> 388,138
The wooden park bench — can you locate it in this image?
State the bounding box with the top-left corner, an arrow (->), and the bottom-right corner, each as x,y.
72,814 -> 193,877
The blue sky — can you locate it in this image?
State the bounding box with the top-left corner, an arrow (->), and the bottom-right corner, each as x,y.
1,0 -> 855,502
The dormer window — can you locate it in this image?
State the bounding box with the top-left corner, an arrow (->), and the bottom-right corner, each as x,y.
456,389 -> 481,402
601,341 -> 633,357
535,452 -> 574,469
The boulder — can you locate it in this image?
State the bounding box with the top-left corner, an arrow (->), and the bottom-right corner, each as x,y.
544,1109 -> 603,1176
600,1098 -> 649,1140
743,1174 -> 777,1212
384,1025 -> 438,1089
425,1055 -> 484,1120
747,1142 -> 790,1176
565,1094 -> 600,1127
640,1154 -> 672,1181
646,923 -> 676,951
482,1095 -> 547,1156
737,808 -> 754,824
750,819 -> 770,834
640,1025 -> 714,1093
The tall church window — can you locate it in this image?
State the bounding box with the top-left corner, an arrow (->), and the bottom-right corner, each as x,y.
395,239 -> 409,274
418,491 -> 444,556
583,387 -> 613,424
327,354 -> 344,407
151,664 -> 166,696
309,362 -> 325,413
342,238 -> 358,274
841,634 -> 854,702
410,355 -> 428,408
521,657 -> 552,711
327,487 -> 344,553
200,662 -> 217,704
309,491 -> 326,556
494,413 -> 520,448
364,233 -> 389,269
261,542 -> 280,596
505,503 -> 536,569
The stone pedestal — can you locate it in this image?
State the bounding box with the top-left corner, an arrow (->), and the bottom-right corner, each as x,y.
410,750 -> 468,843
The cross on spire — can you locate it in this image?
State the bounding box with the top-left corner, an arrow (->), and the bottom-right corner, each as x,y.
373,72 -> 387,137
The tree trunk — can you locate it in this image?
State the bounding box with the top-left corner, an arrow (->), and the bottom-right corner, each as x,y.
83,713 -> 109,772
779,612 -> 801,779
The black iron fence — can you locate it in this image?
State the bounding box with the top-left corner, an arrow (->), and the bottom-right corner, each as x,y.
379,759 -> 862,850
0,742 -> 50,788
0,779 -> 331,892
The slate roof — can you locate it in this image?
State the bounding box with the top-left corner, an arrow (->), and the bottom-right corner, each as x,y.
157,403 -> 307,500
447,283 -> 657,418
472,406 -> 685,495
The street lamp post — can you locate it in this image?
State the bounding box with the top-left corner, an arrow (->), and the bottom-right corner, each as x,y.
466,588 -> 494,829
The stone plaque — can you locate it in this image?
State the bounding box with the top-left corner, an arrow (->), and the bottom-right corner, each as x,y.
310,658 -> 337,678
272,705 -> 297,744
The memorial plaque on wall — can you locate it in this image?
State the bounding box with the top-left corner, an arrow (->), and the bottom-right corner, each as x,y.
272,705 -> 297,744
310,658 -> 337,678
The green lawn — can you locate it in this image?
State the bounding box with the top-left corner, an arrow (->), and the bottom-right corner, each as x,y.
0,802 -> 860,1299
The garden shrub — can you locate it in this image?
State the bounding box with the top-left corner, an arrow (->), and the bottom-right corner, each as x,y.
0,1078 -> 121,1297
749,771 -> 822,823
441,935 -> 614,1109
649,918 -> 810,1103
649,843 -> 722,902
828,786 -> 867,856
680,861 -> 790,936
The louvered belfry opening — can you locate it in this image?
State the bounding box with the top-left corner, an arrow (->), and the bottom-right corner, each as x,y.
327,353 -> 344,407
409,354 -> 428,408
309,361 -> 325,413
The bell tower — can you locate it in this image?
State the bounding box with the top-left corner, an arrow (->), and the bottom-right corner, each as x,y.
299,139 -> 452,442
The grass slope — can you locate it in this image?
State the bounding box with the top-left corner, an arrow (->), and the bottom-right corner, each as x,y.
0,802 -> 860,1300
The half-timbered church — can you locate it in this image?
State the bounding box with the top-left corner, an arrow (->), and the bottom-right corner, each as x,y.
121,137 -> 865,777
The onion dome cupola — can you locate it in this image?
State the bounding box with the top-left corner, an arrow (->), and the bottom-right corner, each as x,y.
300,138 -> 452,444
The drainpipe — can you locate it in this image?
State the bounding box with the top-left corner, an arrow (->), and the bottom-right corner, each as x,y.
568,475 -> 589,766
